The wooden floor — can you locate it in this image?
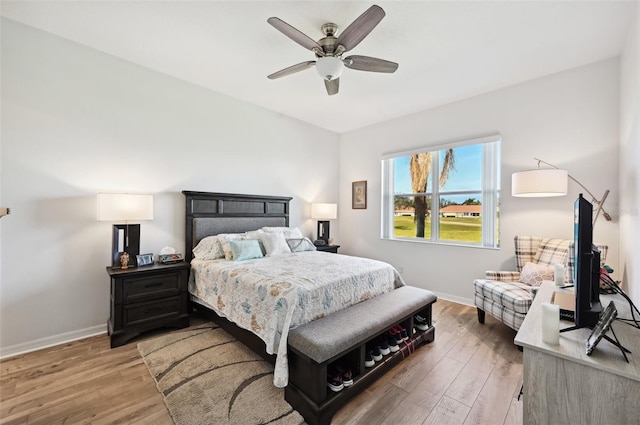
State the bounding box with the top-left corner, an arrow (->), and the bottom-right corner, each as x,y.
0,300 -> 522,425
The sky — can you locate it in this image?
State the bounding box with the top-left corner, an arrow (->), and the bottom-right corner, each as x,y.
394,144 -> 483,195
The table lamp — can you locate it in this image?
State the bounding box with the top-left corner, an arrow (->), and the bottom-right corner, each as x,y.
311,203 -> 337,246
97,193 -> 154,268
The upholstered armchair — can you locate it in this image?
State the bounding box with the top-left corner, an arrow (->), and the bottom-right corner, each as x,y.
474,236 -> 608,332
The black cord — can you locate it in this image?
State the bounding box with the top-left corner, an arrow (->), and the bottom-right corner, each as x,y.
600,274 -> 640,329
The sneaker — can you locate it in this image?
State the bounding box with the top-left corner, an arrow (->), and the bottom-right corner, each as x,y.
366,342 -> 383,361
365,350 -> 375,368
327,369 -> 344,392
393,325 -> 409,341
414,314 -> 429,331
377,336 -> 391,356
389,327 -> 403,344
386,334 -> 400,353
336,365 -> 353,386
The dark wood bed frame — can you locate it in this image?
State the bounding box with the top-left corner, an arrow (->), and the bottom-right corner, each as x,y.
183,191 -> 436,425
183,190 -> 292,363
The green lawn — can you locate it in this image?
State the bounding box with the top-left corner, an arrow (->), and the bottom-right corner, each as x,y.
394,215 -> 481,242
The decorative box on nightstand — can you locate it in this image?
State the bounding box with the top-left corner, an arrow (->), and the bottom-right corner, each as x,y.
107,262 -> 190,348
315,245 -> 340,254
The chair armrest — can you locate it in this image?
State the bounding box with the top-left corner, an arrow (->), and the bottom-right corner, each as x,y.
485,271 -> 521,282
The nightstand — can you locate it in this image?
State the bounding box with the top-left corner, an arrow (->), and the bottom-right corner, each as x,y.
107,262 -> 190,348
316,245 -> 340,253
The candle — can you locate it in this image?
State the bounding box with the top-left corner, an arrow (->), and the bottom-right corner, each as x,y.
541,303 -> 560,345
554,264 -> 564,286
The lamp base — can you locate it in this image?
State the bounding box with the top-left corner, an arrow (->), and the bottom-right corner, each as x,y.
112,224 -> 140,268
317,220 -> 330,244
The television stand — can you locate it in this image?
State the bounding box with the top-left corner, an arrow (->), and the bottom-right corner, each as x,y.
515,281 -> 640,425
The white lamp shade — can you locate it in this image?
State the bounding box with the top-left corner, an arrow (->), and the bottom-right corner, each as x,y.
315,56 -> 344,81
97,193 -> 154,221
311,203 -> 337,220
512,169 -> 568,197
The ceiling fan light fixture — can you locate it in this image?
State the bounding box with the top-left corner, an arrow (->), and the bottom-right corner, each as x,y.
315,56 -> 344,81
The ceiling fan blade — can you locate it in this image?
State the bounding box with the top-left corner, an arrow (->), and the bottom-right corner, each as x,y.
268,17 -> 323,52
268,61 -> 315,80
336,5 -> 385,52
344,55 -> 398,73
324,78 -> 339,96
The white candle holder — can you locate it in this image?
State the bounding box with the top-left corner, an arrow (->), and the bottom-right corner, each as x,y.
554,264 -> 565,286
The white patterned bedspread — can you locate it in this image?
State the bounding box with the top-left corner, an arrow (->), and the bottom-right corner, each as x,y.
189,251 -> 405,387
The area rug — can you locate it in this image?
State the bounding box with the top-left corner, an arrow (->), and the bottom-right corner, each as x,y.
137,323 -> 305,425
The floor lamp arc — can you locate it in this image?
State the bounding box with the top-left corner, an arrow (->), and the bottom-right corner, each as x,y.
512,158 -> 611,227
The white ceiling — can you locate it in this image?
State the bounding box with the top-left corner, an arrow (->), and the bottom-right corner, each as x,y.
1,1 -> 635,133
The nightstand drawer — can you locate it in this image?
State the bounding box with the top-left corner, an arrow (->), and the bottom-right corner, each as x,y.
122,272 -> 182,302
123,296 -> 183,327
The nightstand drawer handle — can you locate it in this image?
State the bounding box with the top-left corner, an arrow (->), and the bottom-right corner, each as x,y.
144,282 -> 163,288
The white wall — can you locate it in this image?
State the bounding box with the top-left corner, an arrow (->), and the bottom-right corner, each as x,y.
0,19 -> 340,356
339,59 -> 620,305
619,3 -> 640,306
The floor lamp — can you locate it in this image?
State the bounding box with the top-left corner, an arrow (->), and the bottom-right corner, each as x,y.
511,158 -> 612,227
97,193 -> 154,268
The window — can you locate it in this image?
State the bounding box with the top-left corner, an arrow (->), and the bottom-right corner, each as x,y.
382,135 -> 501,248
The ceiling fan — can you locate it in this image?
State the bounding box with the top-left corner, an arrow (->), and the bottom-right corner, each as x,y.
267,4 -> 398,96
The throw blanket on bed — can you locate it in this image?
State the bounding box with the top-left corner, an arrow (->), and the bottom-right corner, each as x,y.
189,251 -> 405,387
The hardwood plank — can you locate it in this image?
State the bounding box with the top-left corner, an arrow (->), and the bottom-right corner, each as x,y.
332,383 -> 407,425
380,356 -> 465,425
422,395 -> 471,425
444,341 -> 496,406
463,355 -> 523,425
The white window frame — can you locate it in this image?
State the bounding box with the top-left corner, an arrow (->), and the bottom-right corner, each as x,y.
381,134 -> 501,248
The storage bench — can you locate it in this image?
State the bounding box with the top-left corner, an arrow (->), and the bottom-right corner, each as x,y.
285,285 -> 437,425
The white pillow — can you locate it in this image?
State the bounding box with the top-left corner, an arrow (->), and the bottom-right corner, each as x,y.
260,232 -> 292,257
192,235 -> 225,260
519,262 -> 554,287
261,226 -> 304,239
287,237 -> 317,252
219,233 -> 247,260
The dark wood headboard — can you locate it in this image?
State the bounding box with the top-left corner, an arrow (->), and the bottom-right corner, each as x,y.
182,191 -> 293,262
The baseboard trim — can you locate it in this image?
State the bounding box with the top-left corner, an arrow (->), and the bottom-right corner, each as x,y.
431,291 -> 474,307
0,324 -> 107,359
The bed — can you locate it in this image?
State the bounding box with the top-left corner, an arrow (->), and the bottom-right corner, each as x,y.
183,191 -> 405,388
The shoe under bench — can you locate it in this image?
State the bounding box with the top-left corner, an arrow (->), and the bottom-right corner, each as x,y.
286,285 -> 437,425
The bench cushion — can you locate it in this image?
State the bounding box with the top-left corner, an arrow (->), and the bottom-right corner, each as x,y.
288,286 -> 437,364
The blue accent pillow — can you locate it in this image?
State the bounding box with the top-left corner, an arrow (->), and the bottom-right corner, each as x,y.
230,239 -> 264,261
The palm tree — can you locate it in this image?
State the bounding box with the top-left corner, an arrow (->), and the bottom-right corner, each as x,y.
409,150 -> 455,237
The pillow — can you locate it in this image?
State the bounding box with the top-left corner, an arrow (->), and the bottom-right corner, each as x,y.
219,233 -> 247,260
260,232 -> 292,257
230,239 -> 264,261
192,235 -> 225,260
287,237 -> 317,252
519,262 -> 554,286
261,226 -> 304,239
245,229 -> 266,255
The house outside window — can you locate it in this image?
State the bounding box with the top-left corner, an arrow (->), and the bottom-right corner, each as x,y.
381,135 -> 501,248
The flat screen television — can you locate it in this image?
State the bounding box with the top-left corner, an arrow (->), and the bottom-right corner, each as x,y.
573,194 -> 603,329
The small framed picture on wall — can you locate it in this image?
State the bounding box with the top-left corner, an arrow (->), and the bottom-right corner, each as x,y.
352,180 -> 367,209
